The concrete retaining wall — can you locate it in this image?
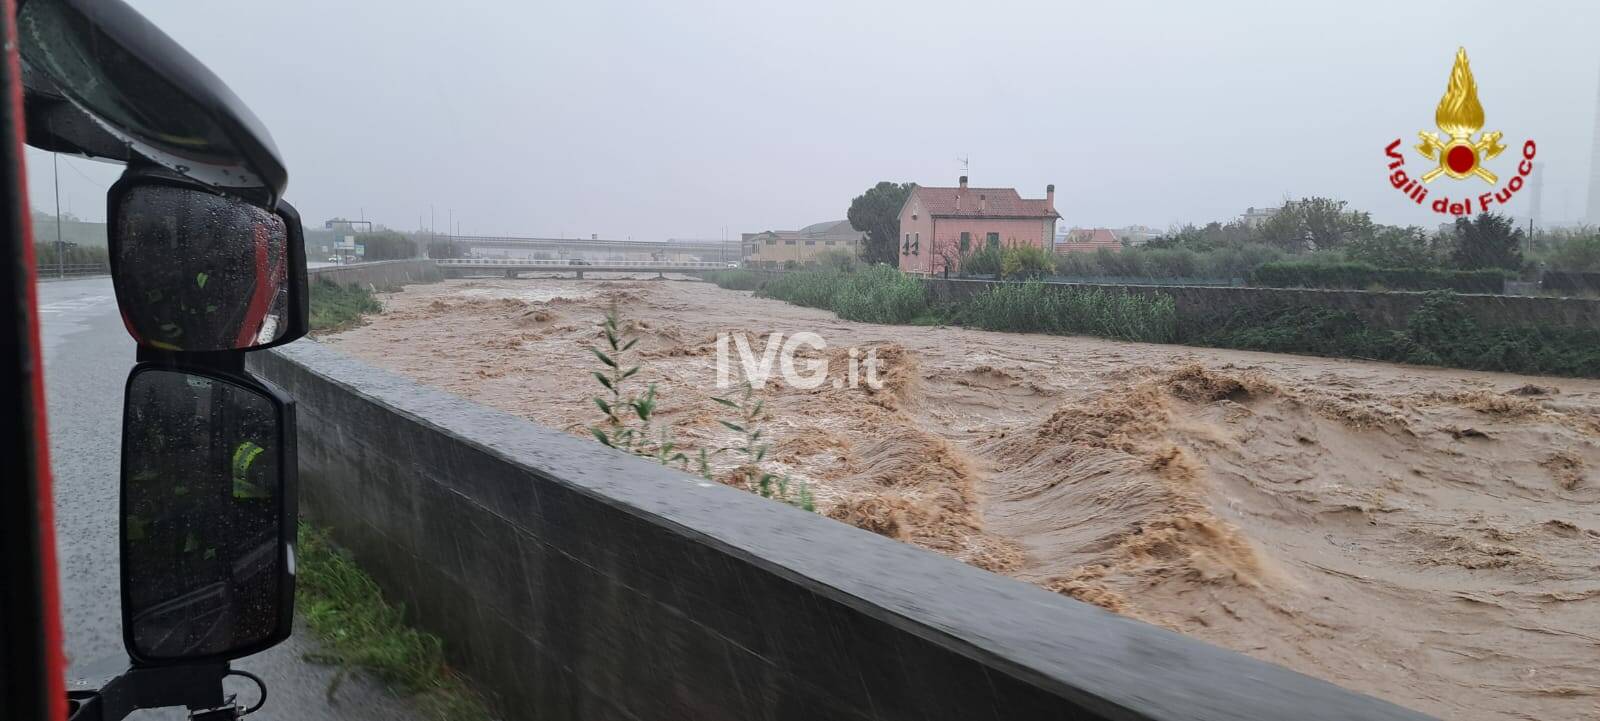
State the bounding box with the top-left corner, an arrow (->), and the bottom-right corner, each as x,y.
250,341 -> 1432,721
308,259 -> 442,288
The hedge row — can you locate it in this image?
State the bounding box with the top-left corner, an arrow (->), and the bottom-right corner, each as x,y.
1541,271 -> 1600,296
706,271 -> 1598,378
1188,291 -> 1600,377
1248,262 -> 1511,293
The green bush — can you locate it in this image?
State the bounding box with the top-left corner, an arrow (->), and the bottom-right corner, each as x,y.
830,265 -> 927,324
999,245 -> 1055,279
354,231 -> 418,261
1248,261 -> 1510,293
960,280 -> 1176,343
1195,243 -> 1285,279
959,245 -> 1003,276
310,279 -> 383,331
1049,243 -> 1284,281
1546,234 -> 1600,272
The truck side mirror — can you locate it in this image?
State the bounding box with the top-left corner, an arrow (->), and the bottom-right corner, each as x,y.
109,170 -> 309,352
120,365 -> 296,665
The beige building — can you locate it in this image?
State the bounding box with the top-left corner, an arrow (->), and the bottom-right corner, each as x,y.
1240,206 -> 1279,227
742,220 -> 864,268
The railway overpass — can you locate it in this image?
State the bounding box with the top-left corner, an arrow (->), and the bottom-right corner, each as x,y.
436,257 -> 731,278
439,235 -> 738,262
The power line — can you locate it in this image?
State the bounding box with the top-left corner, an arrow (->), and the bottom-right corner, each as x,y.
57,154 -> 102,186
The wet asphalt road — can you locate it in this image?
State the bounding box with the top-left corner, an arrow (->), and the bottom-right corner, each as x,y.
40,276 -> 424,721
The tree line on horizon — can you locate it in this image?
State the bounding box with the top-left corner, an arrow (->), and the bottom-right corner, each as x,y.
843,181 -> 1600,279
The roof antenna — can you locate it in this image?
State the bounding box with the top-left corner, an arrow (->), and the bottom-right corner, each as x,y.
956,155 -> 969,178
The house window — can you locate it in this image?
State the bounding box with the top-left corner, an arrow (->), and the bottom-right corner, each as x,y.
986,232 -> 1000,249
959,232 -> 971,253
912,232 -> 920,255
805,240 -> 816,246
903,233 -> 910,254
784,239 -> 796,245
765,238 -> 777,245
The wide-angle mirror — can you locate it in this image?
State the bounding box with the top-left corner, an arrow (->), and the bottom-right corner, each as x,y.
110,175 -> 308,352
120,365 -> 296,664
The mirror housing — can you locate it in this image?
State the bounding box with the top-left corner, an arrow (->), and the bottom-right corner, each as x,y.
120,364 -> 296,665
108,169 -> 308,352
18,0 -> 287,206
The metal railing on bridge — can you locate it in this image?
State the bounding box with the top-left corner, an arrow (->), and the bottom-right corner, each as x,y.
36,263 -> 110,278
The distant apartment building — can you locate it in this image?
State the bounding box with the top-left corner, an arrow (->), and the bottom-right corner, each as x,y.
1114,224 -> 1162,246
742,220 -> 863,268
1240,205 -> 1279,227
1056,227 -> 1121,254
897,176 -> 1059,275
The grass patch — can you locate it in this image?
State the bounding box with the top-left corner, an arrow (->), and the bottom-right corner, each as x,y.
756,266 -> 928,324
309,279 -> 383,332
296,523 -> 490,721
829,265 -> 927,324
757,268 -> 845,310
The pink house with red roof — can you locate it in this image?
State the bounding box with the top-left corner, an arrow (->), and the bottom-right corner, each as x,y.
895,176 -> 1060,275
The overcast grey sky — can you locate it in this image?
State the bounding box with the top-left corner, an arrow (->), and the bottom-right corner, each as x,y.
23,0 -> 1600,238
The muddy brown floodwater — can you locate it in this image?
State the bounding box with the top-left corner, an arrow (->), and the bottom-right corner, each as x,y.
322,275 -> 1600,721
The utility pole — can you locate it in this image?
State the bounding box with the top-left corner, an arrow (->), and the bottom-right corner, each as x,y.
53,152 -> 63,278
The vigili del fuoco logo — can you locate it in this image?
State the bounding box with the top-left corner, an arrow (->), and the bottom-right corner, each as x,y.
1383,47 -> 1535,216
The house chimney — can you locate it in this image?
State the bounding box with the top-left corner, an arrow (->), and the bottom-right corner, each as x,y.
959,175 -> 968,190
1046,184 -> 1055,209
979,194 -> 987,212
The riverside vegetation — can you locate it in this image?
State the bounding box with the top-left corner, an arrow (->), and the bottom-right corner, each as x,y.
588,305 -> 815,510
297,523 -> 490,721
309,278 -> 384,332
710,263 -> 1600,378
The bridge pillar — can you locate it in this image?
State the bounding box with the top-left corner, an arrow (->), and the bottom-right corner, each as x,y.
506,269 -> 518,279
576,270 -> 584,279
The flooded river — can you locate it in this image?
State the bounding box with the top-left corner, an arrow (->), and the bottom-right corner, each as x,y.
322,275 -> 1600,721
